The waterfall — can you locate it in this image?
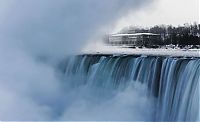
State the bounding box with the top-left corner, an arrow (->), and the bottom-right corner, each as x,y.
60,55 -> 199,121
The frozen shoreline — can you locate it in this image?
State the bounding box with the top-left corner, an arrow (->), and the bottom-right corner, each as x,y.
82,45 -> 200,57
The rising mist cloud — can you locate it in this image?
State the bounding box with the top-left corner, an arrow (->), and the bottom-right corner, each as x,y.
0,0 -> 155,120
0,0 -> 154,58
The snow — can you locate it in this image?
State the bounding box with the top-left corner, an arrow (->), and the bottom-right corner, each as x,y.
81,43 -> 200,57
111,33 -> 160,37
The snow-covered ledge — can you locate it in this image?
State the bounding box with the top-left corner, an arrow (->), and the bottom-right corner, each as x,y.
81,43 -> 200,58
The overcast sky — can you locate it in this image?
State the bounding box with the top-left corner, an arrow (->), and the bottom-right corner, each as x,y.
113,0 -> 199,32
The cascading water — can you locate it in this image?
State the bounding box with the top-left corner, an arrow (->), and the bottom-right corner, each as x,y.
59,55 -> 199,121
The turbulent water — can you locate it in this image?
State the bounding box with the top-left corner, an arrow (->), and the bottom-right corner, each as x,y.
59,55 -> 200,121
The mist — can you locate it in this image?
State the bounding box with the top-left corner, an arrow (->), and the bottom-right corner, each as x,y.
0,0 -> 155,120
0,0 -> 154,58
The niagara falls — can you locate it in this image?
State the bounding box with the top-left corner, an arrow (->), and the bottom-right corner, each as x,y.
0,0 -> 199,121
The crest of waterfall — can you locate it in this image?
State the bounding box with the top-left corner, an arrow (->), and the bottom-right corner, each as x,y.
60,55 -> 199,121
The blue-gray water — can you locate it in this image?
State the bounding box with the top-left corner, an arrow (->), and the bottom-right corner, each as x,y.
59,55 -> 199,121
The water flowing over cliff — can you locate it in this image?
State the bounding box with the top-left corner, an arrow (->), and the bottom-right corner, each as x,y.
59,55 -> 199,121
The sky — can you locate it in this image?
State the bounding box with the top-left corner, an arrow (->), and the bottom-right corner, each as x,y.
113,0 -> 199,32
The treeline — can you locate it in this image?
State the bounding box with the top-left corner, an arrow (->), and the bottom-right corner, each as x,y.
119,23 -> 200,46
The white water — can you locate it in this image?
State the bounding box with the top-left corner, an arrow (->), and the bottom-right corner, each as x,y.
60,55 -> 200,121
